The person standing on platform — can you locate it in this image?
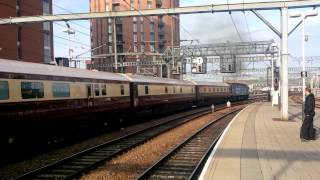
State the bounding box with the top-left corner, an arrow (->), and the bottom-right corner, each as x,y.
300,87 -> 316,141
227,100 -> 231,108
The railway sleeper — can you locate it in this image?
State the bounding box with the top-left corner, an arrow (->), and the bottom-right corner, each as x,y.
157,165 -> 194,171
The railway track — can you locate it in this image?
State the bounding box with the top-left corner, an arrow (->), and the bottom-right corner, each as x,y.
13,102 -> 242,180
137,109 -> 239,180
290,95 -> 320,108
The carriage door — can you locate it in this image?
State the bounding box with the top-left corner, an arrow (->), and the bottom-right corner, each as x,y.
130,83 -> 138,108
86,84 -> 94,107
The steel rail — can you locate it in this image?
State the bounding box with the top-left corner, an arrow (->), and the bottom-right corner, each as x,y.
12,105 -> 226,180
136,109 -> 240,180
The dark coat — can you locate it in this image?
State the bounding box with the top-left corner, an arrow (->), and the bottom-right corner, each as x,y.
304,93 -> 315,117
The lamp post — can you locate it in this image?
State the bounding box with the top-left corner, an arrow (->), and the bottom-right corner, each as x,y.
290,10 -> 318,121
62,22 -> 75,68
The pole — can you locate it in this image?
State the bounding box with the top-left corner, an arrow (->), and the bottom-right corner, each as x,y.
171,19 -> 175,71
271,55 -> 274,94
171,0 -> 175,71
271,55 -> 274,106
68,33 -> 71,67
113,17 -> 118,71
281,7 -> 289,121
302,14 -> 306,121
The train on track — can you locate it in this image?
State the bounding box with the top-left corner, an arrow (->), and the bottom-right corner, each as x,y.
0,59 -> 249,148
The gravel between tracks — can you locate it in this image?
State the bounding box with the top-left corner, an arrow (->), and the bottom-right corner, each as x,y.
0,108 -> 207,179
80,107 -> 241,180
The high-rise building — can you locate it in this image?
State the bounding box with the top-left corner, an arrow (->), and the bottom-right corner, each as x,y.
90,0 -> 180,76
0,0 -> 53,64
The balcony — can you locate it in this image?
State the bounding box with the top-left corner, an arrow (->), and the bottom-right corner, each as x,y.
112,0 -> 120,4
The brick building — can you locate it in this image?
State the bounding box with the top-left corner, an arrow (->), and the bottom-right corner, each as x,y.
0,0 -> 53,64
90,0 -> 180,76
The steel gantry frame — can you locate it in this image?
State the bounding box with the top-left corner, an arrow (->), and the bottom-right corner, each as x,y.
0,1 -> 319,24
1,0 -> 319,120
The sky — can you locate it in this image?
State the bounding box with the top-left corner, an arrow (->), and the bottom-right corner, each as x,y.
52,0 -> 320,67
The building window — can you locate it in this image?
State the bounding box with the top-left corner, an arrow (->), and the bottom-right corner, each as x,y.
120,85 -> 125,95
52,83 -> 70,98
138,0 -> 141,9
141,44 -> 145,52
147,0 -> 152,9
43,22 -> 50,31
180,87 -> 182,93
150,23 -> 154,32
165,86 -> 168,94
0,81 -> 9,100
141,33 -> 144,42
130,0 -> 134,10
133,17 -> 137,22
173,86 -> 176,93
150,33 -> 155,42
21,82 -> 44,99
108,34 -> 112,43
133,23 -> 137,32
145,86 -> 149,95
134,44 -> 138,52
150,44 -> 155,52
133,33 -> 138,42
140,23 -> 144,33
44,48 -> 51,64
101,84 -> 107,96
113,4 -> 120,11
43,31 -> 51,64
94,84 -> 100,96
43,0 -> 50,15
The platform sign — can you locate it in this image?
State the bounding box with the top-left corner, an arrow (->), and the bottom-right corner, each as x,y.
220,55 -> 236,73
301,71 -> 308,78
191,57 -> 207,74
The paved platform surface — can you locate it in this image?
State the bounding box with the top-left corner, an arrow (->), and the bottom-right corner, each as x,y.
199,101 -> 320,180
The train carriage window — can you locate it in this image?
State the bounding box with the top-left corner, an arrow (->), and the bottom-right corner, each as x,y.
144,86 -> 149,95
0,81 -> 9,100
101,84 -> 107,96
120,85 -> 125,95
94,84 -> 100,96
52,83 -> 70,97
21,82 -> 44,99
165,86 -> 168,94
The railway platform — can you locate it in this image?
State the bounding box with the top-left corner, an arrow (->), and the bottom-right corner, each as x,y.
199,101 -> 320,180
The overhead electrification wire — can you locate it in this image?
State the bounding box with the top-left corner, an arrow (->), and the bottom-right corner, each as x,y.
242,0 -> 253,42
226,0 -> 243,42
52,3 -> 91,31
9,1 -> 91,37
229,12 -> 243,42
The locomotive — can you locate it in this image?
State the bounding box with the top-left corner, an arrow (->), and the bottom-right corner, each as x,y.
0,59 -> 249,147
